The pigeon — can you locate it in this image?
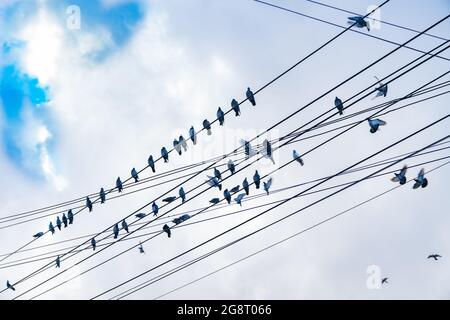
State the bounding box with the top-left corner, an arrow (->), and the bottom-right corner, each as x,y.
189,126 -> 197,145
116,177 -> 123,193
214,167 -> 222,181
122,219 -> 129,233
135,213 -> 147,219
391,165 -> 407,185
293,150 -> 304,166
33,232 -> 44,238
161,147 -> 169,163
163,224 -> 171,238
173,138 -> 182,155
381,277 -> 388,285
179,135 -> 188,151
373,76 -> 388,98
203,119 -> 212,135
368,118 -> 387,133
263,139 -> 275,164
263,177 -> 273,195
242,178 -> 250,195
162,196 -> 177,203
113,223 -> 119,239
229,185 -> 240,194
86,196 -> 93,212
49,222 -> 55,235
231,99 -> 241,116
209,198 -> 220,204
152,201 -> 159,216
91,238 -> 96,251
334,97 -> 344,115
253,170 -> 261,189
173,214 -> 191,225
56,216 -> 62,231
413,168 -> 428,189
217,107 -> 225,126
138,242 -> 145,254
68,209 -> 74,225
207,175 -> 222,190
427,254 -> 442,261
6,280 -> 15,291
148,155 -> 156,173
100,187 -> 106,204
55,256 -> 60,268
234,193 -> 245,206
241,139 -> 257,158
246,87 -> 256,106
224,189 -> 232,204
228,159 -> 236,175
348,16 -> 370,31
179,187 -> 186,203
62,213 -> 68,228
131,167 -> 139,182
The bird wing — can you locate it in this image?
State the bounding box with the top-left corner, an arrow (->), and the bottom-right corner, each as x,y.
400,165 -> 407,176
418,168 -> 425,179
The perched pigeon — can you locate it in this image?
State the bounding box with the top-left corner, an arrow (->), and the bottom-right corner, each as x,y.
373,76 -> 388,98
217,107 -> 225,126
293,150 -> 304,166
138,242 -> 145,254
242,178 -> 250,195
189,126 -> 197,145
263,139 -> 275,164
413,168 -> 428,189
62,213 -> 68,228
203,119 -> 212,135
56,216 -> 62,231
207,175 -> 222,190
381,277 -> 388,285
113,223 -> 119,239
55,255 -> 60,268
100,187 -> 106,204
116,177 -> 123,193
91,238 -> 96,251
135,213 -> 146,219
214,167 -> 222,181
334,97 -> 344,115
152,201 -> 159,216
148,155 -> 156,173
209,198 -> 220,204
263,177 -> 273,195
173,138 -> 182,155
224,189 -> 232,204
163,224 -> 171,238
6,280 -> 15,291
173,214 -> 191,225
163,196 -> 177,203
86,196 -> 93,212
179,187 -> 186,203
391,165 -> 407,185
179,135 -> 188,151
348,16 -> 370,31
229,185 -> 240,194
241,139 -> 256,158
68,209 -> 74,225
231,99 -> 241,116
131,167 -> 139,182
228,159 -> 236,175
33,232 -> 44,238
49,222 -> 55,235
161,147 -> 169,163
246,87 -> 256,106
368,118 -> 387,133
428,254 -> 442,261
234,193 -> 245,206
253,170 -> 261,189
122,219 -> 129,233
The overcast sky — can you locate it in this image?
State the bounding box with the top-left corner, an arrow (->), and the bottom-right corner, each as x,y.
0,0 -> 449,300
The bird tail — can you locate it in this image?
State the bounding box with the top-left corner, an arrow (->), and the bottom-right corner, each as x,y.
339,109 -> 343,115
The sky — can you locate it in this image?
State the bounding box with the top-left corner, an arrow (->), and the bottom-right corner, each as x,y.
0,0 -> 449,300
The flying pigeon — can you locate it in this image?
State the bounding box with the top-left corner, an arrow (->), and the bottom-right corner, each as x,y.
148,155 -> 156,173
263,177 -> 273,195
56,216 -> 62,231
253,170 -> 261,189
241,139 -> 257,158
152,202 -> 159,216
246,87 -> 256,106
62,213 -> 68,228
49,222 -> 55,235
207,175 -> 222,190
413,168 -> 428,189
113,223 -> 119,239
138,242 -> 145,254
242,178 -> 250,195
229,185 -> 240,194
68,209 -> 74,225
173,138 -> 182,155
263,139 -> 275,164
368,118 -> 387,133
373,76 -> 388,98
203,119 -> 212,135
214,167 -> 222,181
189,126 -> 197,145
427,254 -> 442,261
55,255 -> 60,268
163,224 -> 171,238
217,107 -> 225,126
86,196 -> 93,212
116,177 -> 123,193
121,219 -> 129,233
391,165 -> 407,185
381,277 -> 388,285
334,97 -> 344,115
91,238 -> 96,251
162,196 -> 177,203
293,150 -> 304,166
100,187 -> 106,204
234,193 -> 245,206
224,189 -> 232,204
228,159 -> 236,175
135,213 -> 146,219
161,147 -> 169,163
231,99 -> 241,116
348,16 -> 370,31
179,187 -> 186,203
33,232 -> 44,238
209,198 -> 220,204
6,280 -> 15,291
179,135 -> 188,151
131,167 -> 139,182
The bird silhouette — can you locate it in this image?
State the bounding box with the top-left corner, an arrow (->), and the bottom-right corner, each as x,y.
100,187 -> 106,204
116,177 -> 123,193
217,107 -> 225,126
49,222 -> 55,235
86,196 -> 93,212
163,224 -> 171,238
135,213 -> 146,219
234,193 -> 245,206
62,213 -> 68,228
207,175 -> 222,190
427,254 -> 442,261
242,178 -> 250,195
148,155 -> 156,173
189,126 -> 197,145
33,232 -> 44,238
373,76 -> 388,98
56,216 -> 62,231
55,256 -> 60,268
209,198 -> 220,204
231,99 -> 241,116
228,159 -> 236,175
131,167 -> 139,182
152,201 -> 159,216
263,177 -> 273,195
293,150 -> 304,166
6,280 -> 15,291
138,242 -> 145,254
334,97 -> 344,115
122,219 -> 129,233
253,170 -> 261,189
246,87 -> 256,106
173,138 -> 182,155
179,135 -> 188,151
224,189 -> 232,204
91,238 -> 96,251
413,168 -> 428,189
203,119 -> 212,135
68,209 -> 74,225
263,139 -> 275,164
214,167 -> 222,181
391,165 -> 407,185
161,147 -> 169,163
348,16 -> 370,31
229,185 -> 240,194
179,187 -> 186,203
113,223 -> 119,239
368,118 -> 387,133
381,277 -> 388,284
241,139 -> 257,158
162,196 -> 177,203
